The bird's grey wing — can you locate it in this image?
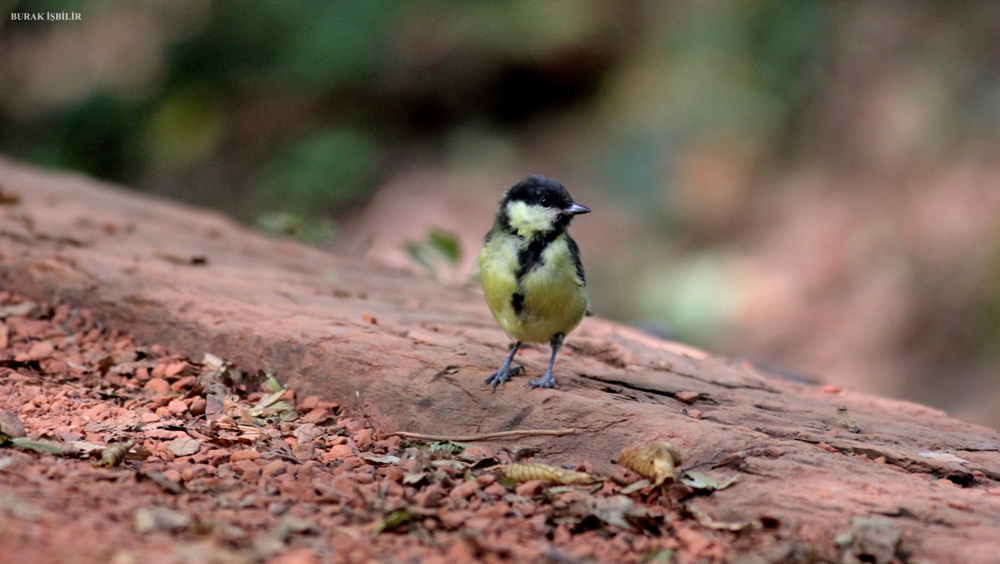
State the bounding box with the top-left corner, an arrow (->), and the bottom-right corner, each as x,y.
567,235 -> 585,287
567,235 -> 592,315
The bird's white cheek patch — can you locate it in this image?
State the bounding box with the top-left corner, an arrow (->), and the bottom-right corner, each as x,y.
507,201 -> 559,237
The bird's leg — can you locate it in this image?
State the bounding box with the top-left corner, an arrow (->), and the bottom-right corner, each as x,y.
527,333 -> 563,389
484,341 -> 523,392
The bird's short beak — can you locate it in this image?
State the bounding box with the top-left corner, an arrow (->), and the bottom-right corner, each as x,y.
564,202 -> 591,216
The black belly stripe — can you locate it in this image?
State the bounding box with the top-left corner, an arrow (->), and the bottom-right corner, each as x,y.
511,292 -> 525,314
513,230 -> 564,317
516,231 -> 560,281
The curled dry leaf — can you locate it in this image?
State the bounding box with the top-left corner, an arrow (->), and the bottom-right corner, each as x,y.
222,395 -> 245,420
0,410 -> 27,439
249,375 -> 298,421
620,479 -> 652,495
426,440 -> 465,457
687,504 -> 749,531
402,472 -> 429,486
679,471 -> 738,492
70,441 -> 109,456
503,463 -> 596,485
200,353 -> 241,394
838,406 -> 861,434
96,440 -> 135,469
619,442 -> 683,487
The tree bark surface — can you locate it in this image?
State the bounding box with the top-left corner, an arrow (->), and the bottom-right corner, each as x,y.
2,157 -> 999,562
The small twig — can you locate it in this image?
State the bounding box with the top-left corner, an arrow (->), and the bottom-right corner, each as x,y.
391,428 -> 577,442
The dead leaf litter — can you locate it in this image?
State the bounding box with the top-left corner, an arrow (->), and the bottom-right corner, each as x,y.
0,290 -> 748,564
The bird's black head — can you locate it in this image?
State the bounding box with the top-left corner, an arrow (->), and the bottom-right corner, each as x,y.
503,175 -> 575,210
497,175 -> 590,238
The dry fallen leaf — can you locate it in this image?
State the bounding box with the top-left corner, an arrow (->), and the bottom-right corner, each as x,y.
199,353 -> 242,395
362,454 -> 402,465
553,493 -> 651,530
96,440 -> 135,468
0,410 -> 26,439
0,301 -> 36,319
249,375 -> 298,421
154,250 -> 208,266
137,469 -> 184,494
687,504 -> 749,531
134,507 -> 191,534
503,463 -> 596,485
0,187 -> 20,205
619,479 -> 652,495
838,406 -> 861,433
10,437 -> 68,455
167,436 -> 201,457
679,471 -> 738,492
619,442 -> 683,487
581,495 -> 644,529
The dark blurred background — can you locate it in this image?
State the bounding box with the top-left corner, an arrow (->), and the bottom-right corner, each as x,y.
3,1 -> 1000,426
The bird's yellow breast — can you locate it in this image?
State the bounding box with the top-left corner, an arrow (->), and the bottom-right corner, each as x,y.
479,232 -> 588,344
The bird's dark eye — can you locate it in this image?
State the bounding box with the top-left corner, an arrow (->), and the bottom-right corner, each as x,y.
539,196 -> 551,207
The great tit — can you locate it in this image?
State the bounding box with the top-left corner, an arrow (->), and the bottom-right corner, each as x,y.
478,175 -> 591,391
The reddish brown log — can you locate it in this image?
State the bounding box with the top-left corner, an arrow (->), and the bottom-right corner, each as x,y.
2,157 -> 1000,562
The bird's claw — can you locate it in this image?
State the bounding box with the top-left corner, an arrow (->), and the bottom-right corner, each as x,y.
484,364 -> 523,392
526,373 -> 556,389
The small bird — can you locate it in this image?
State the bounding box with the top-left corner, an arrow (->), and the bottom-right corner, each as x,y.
478,175 -> 591,391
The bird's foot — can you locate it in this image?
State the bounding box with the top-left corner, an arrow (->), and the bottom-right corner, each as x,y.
526,372 -> 556,389
484,364 -> 523,392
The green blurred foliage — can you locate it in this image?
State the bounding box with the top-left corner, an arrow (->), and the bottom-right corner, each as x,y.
599,0 -> 832,220
6,0 -> 1000,395
397,0 -> 610,58
406,227 -> 462,279
1,0 -> 834,228
0,0 -> 623,223
636,251 -> 745,344
145,87 -> 225,171
250,129 -> 379,216
170,1 -> 394,91
256,212 -> 337,248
